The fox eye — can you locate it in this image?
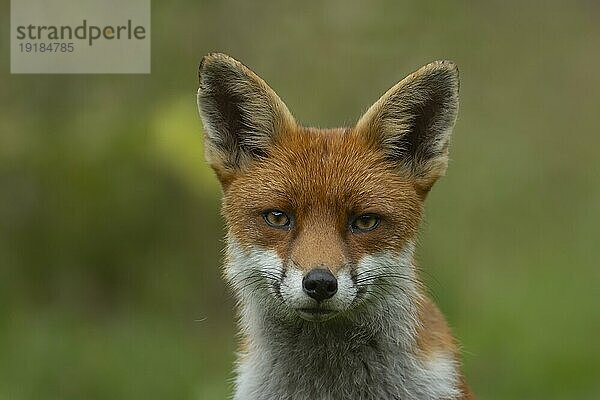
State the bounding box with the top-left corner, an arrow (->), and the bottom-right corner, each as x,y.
263,210 -> 291,228
350,214 -> 380,232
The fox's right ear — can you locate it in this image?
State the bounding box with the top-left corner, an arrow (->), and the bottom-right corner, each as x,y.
197,53 -> 295,185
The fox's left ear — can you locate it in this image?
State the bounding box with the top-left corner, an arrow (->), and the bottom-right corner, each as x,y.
355,61 -> 459,193
197,53 -> 296,186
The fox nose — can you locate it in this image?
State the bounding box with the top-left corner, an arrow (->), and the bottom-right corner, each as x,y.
302,269 -> 338,302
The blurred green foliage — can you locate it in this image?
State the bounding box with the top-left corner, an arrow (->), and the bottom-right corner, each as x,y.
1,1 -> 599,399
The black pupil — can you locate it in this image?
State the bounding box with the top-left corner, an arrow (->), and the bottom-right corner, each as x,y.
270,212 -> 286,225
354,215 -> 377,230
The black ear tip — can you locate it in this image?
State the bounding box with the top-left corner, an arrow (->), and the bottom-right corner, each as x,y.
435,59 -> 458,69
428,60 -> 459,79
198,53 -> 237,84
420,60 -> 460,93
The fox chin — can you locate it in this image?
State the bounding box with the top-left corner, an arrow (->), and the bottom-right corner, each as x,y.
196,53 -> 474,400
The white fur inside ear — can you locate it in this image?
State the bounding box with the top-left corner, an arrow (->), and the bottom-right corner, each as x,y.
196,53 -> 296,171
355,61 -> 459,188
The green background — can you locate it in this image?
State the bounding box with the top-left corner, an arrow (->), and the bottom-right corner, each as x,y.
1,1 -> 599,399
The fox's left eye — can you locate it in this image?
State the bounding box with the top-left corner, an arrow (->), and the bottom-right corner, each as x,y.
350,214 -> 380,232
263,210 -> 291,228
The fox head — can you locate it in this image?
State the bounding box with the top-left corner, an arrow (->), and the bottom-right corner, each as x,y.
197,53 -> 459,324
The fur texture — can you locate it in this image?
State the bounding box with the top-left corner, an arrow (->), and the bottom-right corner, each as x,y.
196,53 -> 473,400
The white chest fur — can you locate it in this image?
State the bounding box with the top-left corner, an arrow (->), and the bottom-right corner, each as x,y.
225,242 -> 461,400
233,304 -> 460,400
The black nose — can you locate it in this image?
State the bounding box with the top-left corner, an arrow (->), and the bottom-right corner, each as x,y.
302,269 -> 338,302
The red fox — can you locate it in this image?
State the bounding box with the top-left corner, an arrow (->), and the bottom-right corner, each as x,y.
197,53 -> 474,400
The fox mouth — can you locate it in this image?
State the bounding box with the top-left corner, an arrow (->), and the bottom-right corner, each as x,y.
296,307 -> 337,321
299,307 -> 333,314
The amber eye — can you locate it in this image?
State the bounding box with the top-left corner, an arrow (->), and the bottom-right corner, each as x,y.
263,210 -> 291,228
350,214 -> 380,232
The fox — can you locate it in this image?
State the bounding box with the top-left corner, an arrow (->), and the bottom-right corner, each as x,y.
196,53 -> 474,400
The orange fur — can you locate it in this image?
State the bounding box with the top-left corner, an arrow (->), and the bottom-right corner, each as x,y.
223,127 -> 422,268
197,53 -> 472,399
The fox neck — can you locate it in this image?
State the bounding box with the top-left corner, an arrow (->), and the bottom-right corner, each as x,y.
231,247 -> 461,400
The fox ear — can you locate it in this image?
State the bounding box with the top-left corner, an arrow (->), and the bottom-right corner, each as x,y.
356,61 -> 459,193
197,53 -> 295,183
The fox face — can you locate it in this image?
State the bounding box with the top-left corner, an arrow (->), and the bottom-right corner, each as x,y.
197,53 -> 459,324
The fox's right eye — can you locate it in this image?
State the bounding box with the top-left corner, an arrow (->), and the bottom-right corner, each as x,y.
263,210 -> 291,229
